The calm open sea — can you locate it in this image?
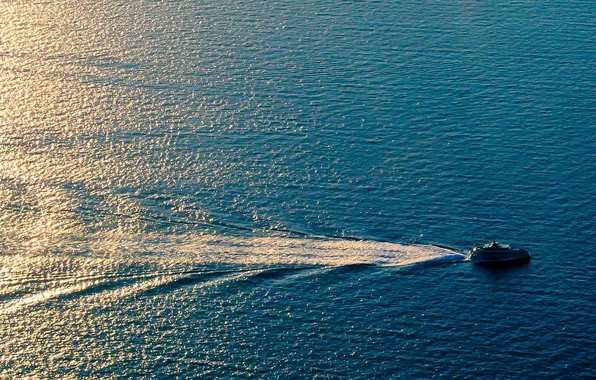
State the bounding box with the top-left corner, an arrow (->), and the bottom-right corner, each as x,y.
1,0 -> 595,377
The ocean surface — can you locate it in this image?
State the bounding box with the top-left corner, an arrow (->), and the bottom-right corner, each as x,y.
1,0 -> 595,377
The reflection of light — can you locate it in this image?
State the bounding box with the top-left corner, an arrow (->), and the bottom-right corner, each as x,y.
1,0 -> 244,258
0,282 -> 102,315
0,3 -> 87,255
0,2 -> 142,256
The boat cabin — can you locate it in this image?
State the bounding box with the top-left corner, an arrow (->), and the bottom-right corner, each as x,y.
482,241 -> 510,249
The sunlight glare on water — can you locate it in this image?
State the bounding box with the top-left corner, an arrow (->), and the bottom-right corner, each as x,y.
1,0 -> 594,377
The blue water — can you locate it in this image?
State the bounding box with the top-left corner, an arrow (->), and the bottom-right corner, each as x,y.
1,0 -> 595,377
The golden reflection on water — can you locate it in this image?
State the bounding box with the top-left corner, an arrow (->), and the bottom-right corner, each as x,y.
1,1 -> 159,255
1,0 -> 244,258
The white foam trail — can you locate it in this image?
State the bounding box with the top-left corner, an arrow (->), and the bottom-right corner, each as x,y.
74,232 -> 464,267
0,235 -> 467,314
420,253 -> 468,263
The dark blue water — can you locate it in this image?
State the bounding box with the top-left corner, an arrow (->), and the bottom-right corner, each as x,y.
1,0 -> 595,377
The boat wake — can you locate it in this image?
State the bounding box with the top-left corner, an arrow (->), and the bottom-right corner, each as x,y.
25,231 -> 465,267
0,233 -> 466,315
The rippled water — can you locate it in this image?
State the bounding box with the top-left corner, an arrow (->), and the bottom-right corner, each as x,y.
1,0 -> 595,377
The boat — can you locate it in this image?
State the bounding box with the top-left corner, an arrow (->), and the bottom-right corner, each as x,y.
469,241 -> 531,264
